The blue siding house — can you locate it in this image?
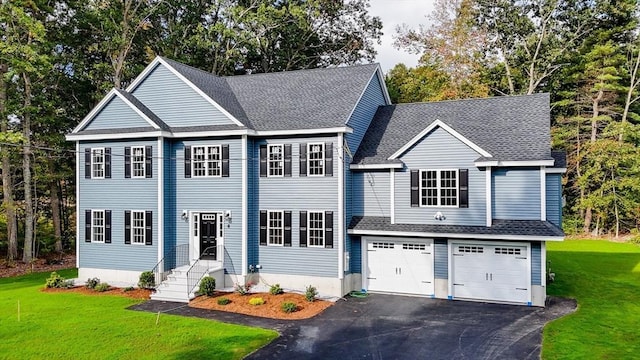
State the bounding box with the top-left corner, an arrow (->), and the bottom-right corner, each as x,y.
67,57 -> 564,306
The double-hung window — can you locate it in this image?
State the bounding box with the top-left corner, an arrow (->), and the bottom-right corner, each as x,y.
267,210 -> 284,246
192,145 -> 221,177
131,211 -> 145,244
92,148 -> 105,179
307,211 -> 324,247
92,210 -> 105,243
131,146 -> 145,178
268,144 -> 284,177
307,143 -> 324,176
420,169 -> 458,207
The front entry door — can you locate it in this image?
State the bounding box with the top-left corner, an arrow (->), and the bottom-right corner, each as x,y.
200,214 -> 217,260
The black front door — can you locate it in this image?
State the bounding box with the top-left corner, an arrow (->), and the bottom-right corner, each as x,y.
200,214 -> 217,260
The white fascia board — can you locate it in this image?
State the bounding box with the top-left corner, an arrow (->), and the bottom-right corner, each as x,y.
66,131 -> 167,141
169,129 -> 251,138
343,66 -> 391,126
388,119 -> 492,160
475,159 -> 556,167
347,229 -> 565,242
114,90 -> 160,129
545,167 -> 567,174
350,163 -> 403,170
254,127 -> 353,136
126,57 -> 162,92
377,65 -> 393,105
72,89 -> 118,133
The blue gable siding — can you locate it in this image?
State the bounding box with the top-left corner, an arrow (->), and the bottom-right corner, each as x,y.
345,73 -> 386,153
78,139 -> 159,271
531,242 -> 541,285
131,63 -> 236,128
492,168 -> 541,220
434,239 -> 448,279
82,95 -> 151,131
254,136 -> 339,278
352,171 -> 390,217
546,173 -> 562,226
395,127 -> 486,226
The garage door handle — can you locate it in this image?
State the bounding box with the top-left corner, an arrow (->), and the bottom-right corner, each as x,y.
486,273 -> 488,280
490,273 -> 493,281
516,257 -> 527,259
453,283 -> 464,286
421,252 -> 431,254
421,281 -> 431,284
367,277 -> 377,280
516,288 -> 527,291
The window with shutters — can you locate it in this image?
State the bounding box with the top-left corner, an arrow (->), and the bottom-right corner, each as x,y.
268,210 -> 284,246
420,169 -> 458,207
192,145 -> 221,177
91,148 -> 105,179
307,143 -> 324,176
268,144 -> 284,177
131,211 -> 145,244
92,210 -> 105,243
308,211 -> 324,247
131,146 -> 145,178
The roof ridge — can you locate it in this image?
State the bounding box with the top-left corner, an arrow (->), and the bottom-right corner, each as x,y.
223,63 -> 380,80
391,93 -> 550,107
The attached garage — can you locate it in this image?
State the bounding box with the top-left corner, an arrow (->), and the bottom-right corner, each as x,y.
450,241 -> 531,304
364,237 -> 434,296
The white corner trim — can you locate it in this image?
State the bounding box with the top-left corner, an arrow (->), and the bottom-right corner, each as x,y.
541,241 -> 547,287
157,138 -> 164,271
486,166 -> 492,227
241,135 -> 248,277
390,168 -> 395,224
338,133 -> 345,280
350,163 -> 403,170
447,239 -> 453,298
388,119 -> 492,160
545,167 -> 567,174
75,141 -> 80,268
72,89 -> 118,133
475,159 -> 556,167
347,228 -> 565,242
540,166 -> 546,221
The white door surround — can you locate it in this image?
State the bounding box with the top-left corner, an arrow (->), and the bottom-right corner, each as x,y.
188,211 -> 224,264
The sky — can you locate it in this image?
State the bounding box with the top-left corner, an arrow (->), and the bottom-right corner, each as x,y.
368,0 -> 435,72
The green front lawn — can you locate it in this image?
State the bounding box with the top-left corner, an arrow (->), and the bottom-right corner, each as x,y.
0,269 -> 278,359
543,240 -> 640,359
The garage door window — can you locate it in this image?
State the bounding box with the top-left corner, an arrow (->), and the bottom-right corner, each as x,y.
458,245 -> 483,253
372,242 -> 394,249
403,243 -> 426,250
495,247 -> 522,255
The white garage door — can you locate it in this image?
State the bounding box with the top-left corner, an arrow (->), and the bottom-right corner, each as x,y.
366,238 -> 434,296
452,242 -> 529,304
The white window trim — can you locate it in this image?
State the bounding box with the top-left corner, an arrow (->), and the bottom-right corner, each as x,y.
131,146 -> 146,178
267,144 -> 284,178
131,210 -> 146,245
91,147 -> 105,179
419,169 -> 459,208
91,209 -> 105,243
192,145 -> 222,178
307,210 -> 325,248
307,142 -> 325,177
267,210 -> 284,246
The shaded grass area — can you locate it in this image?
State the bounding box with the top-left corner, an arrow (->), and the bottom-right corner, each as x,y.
0,269 -> 278,359
543,240 -> 640,359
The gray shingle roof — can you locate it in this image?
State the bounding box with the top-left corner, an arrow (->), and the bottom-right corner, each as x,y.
115,89 -> 170,130
349,216 -> 564,238
353,94 -> 552,165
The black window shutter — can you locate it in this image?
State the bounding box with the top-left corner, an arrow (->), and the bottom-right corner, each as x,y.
299,143 -> 307,176
259,145 -> 267,177
325,211 -> 334,249
85,210 -> 91,242
299,211 -> 307,247
85,149 -> 91,179
410,170 -> 419,207
104,148 -> 112,179
259,210 -> 267,246
284,144 -> 292,177
284,211 -> 292,247
222,144 -> 229,177
105,210 -> 112,244
184,146 -> 191,178
459,169 -> 469,208
324,142 -> 333,176
145,146 -> 153,178
124,210 -> 131,244
124,147 -> 131,178
145,211 -> 153,245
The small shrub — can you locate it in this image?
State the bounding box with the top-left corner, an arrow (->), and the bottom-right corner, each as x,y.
138,271 -> 155,289
85,277 -> 100,289
199,276 -> 216,296
269,283 -> 284,295
123,286 -> 134,292
281,301 -> 297,313
249,297 -> 265,306
235,282 -> 251,295
45,272 -> 74,288
217,297 -> 231,305
305,285 -> 318,302
94,282 -> 110,292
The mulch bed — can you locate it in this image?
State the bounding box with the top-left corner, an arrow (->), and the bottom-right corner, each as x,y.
0,253 -> 76,278
42,286 -> 153,300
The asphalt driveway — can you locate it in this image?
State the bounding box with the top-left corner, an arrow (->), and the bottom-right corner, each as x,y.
131,294 -> 575,360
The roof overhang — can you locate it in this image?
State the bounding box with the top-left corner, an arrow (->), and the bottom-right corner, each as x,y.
475,159 -> 556,167
347,228 -> 565,242
350,163 -> 403,170
545,167 -> 567,174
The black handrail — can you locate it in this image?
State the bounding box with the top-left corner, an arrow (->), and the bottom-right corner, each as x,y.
151,244 -> 190,288
186,246 -> 217,296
